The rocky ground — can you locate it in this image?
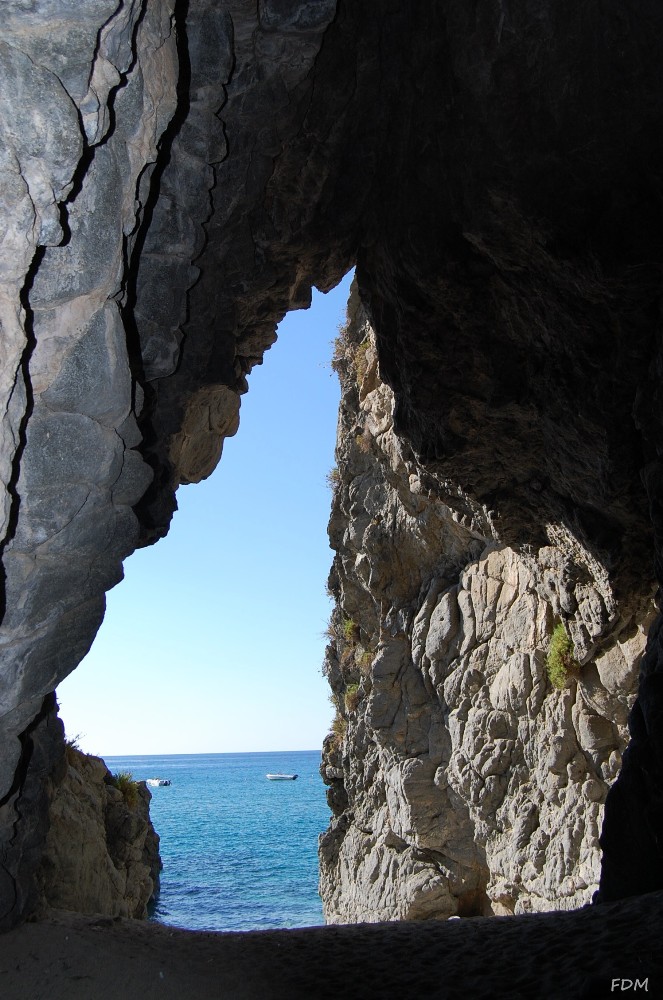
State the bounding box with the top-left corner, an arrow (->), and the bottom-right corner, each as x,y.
1,894 -> 662,1000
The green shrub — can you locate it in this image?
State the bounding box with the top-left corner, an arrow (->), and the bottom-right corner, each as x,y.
342,617 -> 359,644
546,624 -> 579,689
111,770 -> 139,808
344,683 -> 360,712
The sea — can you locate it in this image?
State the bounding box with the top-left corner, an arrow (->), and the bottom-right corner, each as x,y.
104,750 -> 330,932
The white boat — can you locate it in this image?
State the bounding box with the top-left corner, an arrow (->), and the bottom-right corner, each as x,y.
146,778 -> 171,787
266,773 -> 298,781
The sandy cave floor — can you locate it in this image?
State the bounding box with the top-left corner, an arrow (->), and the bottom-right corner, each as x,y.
1,894 -> 662,1000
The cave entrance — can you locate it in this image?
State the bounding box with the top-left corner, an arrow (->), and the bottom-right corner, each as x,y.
54,270 -> 354,930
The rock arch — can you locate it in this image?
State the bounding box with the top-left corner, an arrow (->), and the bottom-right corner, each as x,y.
1,0 -> 663,926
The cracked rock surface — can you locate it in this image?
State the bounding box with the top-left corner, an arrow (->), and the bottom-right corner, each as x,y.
1,0 -> 663,932
319,294 -> 655,921
36,743 -> 161,920
0,0 -> 178,927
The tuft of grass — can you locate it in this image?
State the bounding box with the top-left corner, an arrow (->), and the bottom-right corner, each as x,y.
323,616 -> 335,639
330,322 -> 350,377
342,617 -> 359,645
64,732 -> 84,765
355,429 -> 371,454
326,466 -> 340,491
344,683 -> 360,713
354,339 -> 370,384
331,713 -> 347,748
546,624 -> 579,689
357,649 -> 373,673
111,770 -> 139,808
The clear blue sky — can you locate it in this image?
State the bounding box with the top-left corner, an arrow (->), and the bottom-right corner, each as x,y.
57,270 -> 353,755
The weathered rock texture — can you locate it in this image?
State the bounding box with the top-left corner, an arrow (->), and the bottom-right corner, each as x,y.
319,291 -> 655,920
1,0 -> 663,933
0,692 -> 160,923
36,746 -> 161,920
0,0 -> 178,927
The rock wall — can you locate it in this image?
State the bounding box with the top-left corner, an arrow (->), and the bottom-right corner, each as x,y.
0,0 -> 179,926
36,746 -> 161,920
319,290 -> 655,921
0,692 -> 160,923
1,0 -> 663,929
0,0 -> 351,926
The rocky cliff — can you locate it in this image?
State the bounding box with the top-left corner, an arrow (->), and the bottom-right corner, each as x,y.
37,744 -> 161,920
1,0 -> 663,932
319,287 -> 654,920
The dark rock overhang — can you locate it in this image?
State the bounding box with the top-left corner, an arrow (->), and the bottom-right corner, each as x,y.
1,0 -> 663,934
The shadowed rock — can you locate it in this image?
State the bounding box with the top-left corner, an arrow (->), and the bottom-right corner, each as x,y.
1,0 -> 663,961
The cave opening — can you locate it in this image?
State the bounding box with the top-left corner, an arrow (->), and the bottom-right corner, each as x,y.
53,270 -> 354,930
2,5 -> 663,987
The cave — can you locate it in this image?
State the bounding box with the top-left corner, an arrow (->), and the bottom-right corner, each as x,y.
2,0 -> 663,994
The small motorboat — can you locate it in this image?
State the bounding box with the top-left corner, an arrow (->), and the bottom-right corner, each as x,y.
266,773 -> 298,781
146,778 -> 171,787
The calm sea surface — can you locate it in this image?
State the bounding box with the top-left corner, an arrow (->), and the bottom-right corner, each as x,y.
104,751 -> 330,932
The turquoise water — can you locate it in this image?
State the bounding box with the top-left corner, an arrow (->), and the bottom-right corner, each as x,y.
105,751 -> 330,932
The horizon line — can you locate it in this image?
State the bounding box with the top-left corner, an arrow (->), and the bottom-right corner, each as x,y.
101,748 -> 323,757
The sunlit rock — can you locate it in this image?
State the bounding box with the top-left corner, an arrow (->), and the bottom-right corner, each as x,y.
1,0 -> 663,935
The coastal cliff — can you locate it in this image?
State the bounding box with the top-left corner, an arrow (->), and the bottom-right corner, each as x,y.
1,0 -> 663,935
1,691 -> 161,922
319,288 -> 654,920
36,745 -> 161,920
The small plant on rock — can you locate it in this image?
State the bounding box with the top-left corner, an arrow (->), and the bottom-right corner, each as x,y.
357,648 -> 373,674
355,429 -> 371,454
326,466 -> 340,491
64,732 -> 84,764
323,615 -> 337,642
354,339 -> 370,384
344,683 -> 361,712
331,712 -> 347,749
342,617 -> 359,645
330,322 -> 350,378
111,770 -> 139,808
546,624 -> 579,690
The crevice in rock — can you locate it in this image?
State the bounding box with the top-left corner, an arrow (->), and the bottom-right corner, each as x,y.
0,692 -> 59,928
120,0 -> 192,389
62,0 -> 150,220
0,247 -> 42,625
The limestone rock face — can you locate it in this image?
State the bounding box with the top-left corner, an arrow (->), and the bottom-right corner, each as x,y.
0,0 -> 180,926
36,747 -> 161,920
1,0 -> 663,929
319,295 -> 654,921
